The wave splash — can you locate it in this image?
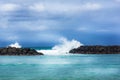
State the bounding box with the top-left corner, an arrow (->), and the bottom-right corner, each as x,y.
37,38 -> 83,55
8,42 -> 22,48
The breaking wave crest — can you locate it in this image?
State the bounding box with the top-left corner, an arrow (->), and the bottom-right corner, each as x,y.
37,38 -> 83,55
8,42 -> 22,48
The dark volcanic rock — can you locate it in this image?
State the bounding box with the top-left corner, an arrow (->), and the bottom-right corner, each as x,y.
69,45 -> 120,54
0,47 -> 43,55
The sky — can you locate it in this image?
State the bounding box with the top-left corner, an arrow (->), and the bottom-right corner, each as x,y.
0,0 -> 120,47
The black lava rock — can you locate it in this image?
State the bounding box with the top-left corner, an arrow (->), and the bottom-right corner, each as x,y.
0,47 -> 43,55
69,45 -> 120,54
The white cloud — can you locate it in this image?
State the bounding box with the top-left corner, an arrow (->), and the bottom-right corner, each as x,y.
0,3 -> 20,12
29,3 -> 45,12
8,20 -> 61,31
77,27 -> 112,33
29,2 -> 102,14
83,3 -> 102,10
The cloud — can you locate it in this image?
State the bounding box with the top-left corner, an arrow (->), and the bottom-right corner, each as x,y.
29,2 -> 102,14
0,0 -> 120,46
77,26 -> 114,33
83,3 -> 101,10
29,3 -> 45,12
0,3 -> 20,12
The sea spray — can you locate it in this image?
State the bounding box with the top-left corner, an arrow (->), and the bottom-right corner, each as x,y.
8,42 -> 22,48
37,38 -> 83,55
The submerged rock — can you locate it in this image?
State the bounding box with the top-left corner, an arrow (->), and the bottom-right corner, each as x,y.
69,45 -> 120,54
0,47 -> 43,55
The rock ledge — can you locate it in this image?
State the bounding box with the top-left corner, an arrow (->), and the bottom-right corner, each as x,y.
69,45 -> 120,54
0,47 -> 43,55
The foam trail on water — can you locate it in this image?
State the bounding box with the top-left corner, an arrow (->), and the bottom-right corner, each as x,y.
8,42 -> 22,48
37,37 -> 83,55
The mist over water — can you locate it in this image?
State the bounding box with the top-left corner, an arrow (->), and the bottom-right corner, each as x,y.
37,38 -> 83,55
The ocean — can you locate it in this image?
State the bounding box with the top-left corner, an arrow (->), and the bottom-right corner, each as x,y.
0,40 -> 120,80
0,54 -> 120,80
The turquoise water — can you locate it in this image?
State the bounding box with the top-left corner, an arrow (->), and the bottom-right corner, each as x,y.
31,47 -> 52,50
0,54 -> 120,80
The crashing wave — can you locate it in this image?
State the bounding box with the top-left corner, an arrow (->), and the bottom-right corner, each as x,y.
8,42 -> 22,48
37,37 -> 83,55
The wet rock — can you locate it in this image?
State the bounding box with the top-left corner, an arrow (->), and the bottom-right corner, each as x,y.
69,45 -> 120,54
0,47 -> 43,55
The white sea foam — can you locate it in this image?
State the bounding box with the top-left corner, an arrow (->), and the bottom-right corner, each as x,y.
37,37 -> 83,55
8,42 -> 22,48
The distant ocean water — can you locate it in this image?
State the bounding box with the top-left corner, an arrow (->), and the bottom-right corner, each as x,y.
32,47 -> 52,50
0,46 -> 120,80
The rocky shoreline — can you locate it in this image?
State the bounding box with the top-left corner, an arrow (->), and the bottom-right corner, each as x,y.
1,45 -> 120,55
0,47 -> 43,55
69,45 -> 120,54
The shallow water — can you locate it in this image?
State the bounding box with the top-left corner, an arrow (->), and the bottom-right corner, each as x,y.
0,54 -> 120,80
